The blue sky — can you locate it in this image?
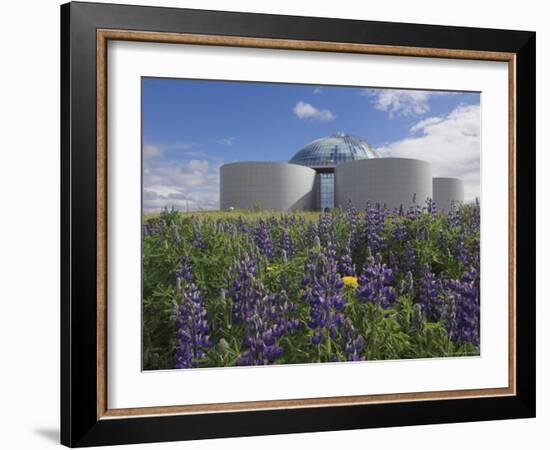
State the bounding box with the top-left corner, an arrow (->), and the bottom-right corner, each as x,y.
142,78 -> 480,211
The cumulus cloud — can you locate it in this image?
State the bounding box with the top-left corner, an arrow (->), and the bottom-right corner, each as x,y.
362,88 -> 452,119
409,117 -> 444,134
293,101 -> 335,121
143,154 -> 222,212
377,104 -> 480,201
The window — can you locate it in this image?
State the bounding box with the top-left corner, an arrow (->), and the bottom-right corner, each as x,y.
319,173 -> 334,210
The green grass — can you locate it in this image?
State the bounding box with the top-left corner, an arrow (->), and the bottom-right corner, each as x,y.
143,209 -> 322,221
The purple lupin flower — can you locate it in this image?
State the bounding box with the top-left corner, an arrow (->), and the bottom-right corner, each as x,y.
173,257 -> 210,369
443,267 -> 480,347
303,222 -> 319,249
149,214 -> 167,236
230,261 -> 287,365
426,197 -> 437,215
340,318 -> 366,361
227,252 -> 289,366
402,242 -> 417,275
406,194 -> 422,222
270,289 -> 300,334
192,220 -> 206,251
253,219 -> 274,258
142,223 -> 153,237
229,253 -> 259,324
301,242 -> 346,354
388,249 -> 399,272
236,310 -> 284,366
357,257 -> 396,309
447,201 -> 462,228
318,213 -> 333,245
418,264 -> 444,321
364,201 -> 387,254
174,283 -> 211,368
237,216 -> 250,234
217,219 -> 235,234
279,229 -> 295,259
175,253 -> 194,289
391,218 -> 408,242
339,240 -> 356,277
454,231 -> 469,266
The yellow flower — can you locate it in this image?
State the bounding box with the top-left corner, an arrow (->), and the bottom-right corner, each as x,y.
267,265 -> 278,272
342,276 -> 359,288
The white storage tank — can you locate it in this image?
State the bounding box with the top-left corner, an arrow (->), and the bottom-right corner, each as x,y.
335,158 -> 433,211
220,162 -> 317,211
433,177 -> 464,211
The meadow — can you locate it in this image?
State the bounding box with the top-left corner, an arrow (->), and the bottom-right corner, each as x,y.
142,199 -> 480,370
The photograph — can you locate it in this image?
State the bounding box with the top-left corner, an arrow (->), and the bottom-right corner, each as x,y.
56,2 -> 536,446
141,78 -> 481,370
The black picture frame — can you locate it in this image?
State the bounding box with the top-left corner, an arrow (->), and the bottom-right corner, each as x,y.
61,1 -> 536,447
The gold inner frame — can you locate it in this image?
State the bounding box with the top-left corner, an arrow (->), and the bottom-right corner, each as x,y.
96,29 -> 517,420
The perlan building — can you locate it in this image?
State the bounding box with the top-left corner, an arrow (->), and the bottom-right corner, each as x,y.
219,132 -> 464,212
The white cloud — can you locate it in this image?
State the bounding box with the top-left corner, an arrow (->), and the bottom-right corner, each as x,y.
143,158 -> 222,212
409,116 -> 444,134
293,101 -> 335,121
313,88 -> 322,95
377,104 -> 480,201
362,88 -> 452,119
217,137 -> 235,146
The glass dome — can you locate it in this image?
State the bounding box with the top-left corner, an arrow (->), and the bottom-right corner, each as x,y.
289,132 -> 381,167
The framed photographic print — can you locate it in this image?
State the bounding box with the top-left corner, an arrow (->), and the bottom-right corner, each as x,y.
60,1 -> 536,447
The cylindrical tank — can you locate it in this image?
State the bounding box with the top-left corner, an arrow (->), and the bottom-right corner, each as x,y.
220,162 -> 317,211
433,177 -> 464,211
335,158 -> 432,211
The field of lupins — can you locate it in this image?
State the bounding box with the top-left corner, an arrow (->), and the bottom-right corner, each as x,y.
142,198 -> 480,370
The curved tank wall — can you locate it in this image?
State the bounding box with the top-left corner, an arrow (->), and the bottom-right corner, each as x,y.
433,177 -> 464,211
220,162 -> 317,211
335,158 -> 432,211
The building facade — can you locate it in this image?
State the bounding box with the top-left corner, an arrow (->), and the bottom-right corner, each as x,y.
433,177 -> 465,211
289,132 -> 381,210
335,158 -> 432,211
219,162 -> 317,211
219,132 -> 464,212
